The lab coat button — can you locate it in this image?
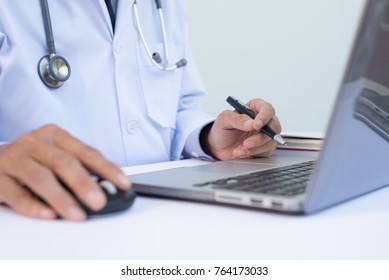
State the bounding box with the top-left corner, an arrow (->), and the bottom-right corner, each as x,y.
114,44 -> 122,54
126,120 -> 138,135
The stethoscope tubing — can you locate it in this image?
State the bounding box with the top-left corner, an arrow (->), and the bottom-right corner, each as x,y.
40,0 -> 56,55
133,1 -> 186,71
157,8 -> 169,61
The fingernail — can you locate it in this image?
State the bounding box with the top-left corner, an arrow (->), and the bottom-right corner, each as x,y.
244,119 -> 253,127
233,149 -> 245,157
256,120 -> 264,129
86,189 -> 106,208
67,205 -> 86,221
245,141 -> 256,149
116,172 -> 131,188
39,208 -> 56,219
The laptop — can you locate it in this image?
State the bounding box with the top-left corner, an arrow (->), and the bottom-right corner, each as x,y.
131,0 -> 389,214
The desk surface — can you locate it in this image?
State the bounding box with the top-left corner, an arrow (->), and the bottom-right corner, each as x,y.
1,152 -> 388,260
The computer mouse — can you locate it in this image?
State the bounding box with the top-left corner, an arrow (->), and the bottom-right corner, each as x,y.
64,174 -> 136,216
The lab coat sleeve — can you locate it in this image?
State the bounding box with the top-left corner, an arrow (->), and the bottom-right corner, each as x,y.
0,32 -> 8,149
171,46 -> 216,161
182,122 -> 217,161
169,2 -> 218,161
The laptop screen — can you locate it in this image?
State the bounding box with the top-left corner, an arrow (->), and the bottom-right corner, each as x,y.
305,0 -> 389,213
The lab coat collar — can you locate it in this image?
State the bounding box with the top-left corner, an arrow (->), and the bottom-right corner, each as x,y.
98,0 -> 135,39
99,0 -> 114,37
114,0 -> 136,39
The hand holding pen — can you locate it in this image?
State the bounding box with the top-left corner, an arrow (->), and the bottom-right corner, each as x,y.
227,96 -> 286,146
201,96 -> 283,160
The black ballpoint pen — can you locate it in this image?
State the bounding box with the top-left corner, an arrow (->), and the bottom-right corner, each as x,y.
226,96 -> 287,146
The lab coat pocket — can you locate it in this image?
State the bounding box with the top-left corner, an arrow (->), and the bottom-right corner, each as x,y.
137,43 -> 183,129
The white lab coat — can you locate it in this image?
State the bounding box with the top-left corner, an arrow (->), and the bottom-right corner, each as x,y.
0,0 -> 214,167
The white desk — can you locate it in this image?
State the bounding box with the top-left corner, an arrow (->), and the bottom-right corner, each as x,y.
1,151 -> 389,260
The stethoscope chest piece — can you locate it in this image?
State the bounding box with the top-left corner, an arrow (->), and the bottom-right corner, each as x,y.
38,0 -> 71,89
38,54 -> 71,88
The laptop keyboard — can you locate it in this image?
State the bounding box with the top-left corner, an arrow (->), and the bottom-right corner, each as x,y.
193,160 -> 316,197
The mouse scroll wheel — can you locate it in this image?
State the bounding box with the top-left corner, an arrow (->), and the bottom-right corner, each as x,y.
99,180 -> 118,195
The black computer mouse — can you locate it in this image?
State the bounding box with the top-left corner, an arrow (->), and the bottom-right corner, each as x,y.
64,175 -> 136,216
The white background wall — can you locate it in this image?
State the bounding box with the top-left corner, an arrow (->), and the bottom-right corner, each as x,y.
184,0 -> 366,135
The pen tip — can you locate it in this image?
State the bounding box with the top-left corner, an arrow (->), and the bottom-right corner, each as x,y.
274,134 -> 287,146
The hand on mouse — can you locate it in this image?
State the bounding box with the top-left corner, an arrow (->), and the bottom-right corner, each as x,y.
0,124 -> 132,221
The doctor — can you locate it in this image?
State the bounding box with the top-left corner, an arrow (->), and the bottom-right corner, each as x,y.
0,0 -> 281,221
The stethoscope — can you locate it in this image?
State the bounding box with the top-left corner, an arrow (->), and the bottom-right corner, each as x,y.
133,0 -> 187,71
38,0 -> 187,89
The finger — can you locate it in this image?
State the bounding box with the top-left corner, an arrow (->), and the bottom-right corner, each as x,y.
4,157 -> 87,221
218,110 -> 256,132
245,116 -> 282,144
0,176 -> 57,220
248,139 -> 278,158
243,132 -> 273,149
247,99 -> 276,130
232,136 -> 277,158
35,125 -> 131,190
267,115 -> 282,134
70,143 -> 132,191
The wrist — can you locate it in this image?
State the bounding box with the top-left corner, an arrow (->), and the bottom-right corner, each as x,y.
199,122 -> 218,160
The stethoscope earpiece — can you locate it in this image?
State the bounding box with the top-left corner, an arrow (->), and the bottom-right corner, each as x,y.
152,52 -> 162,64
176,59 -> 187,69
38,55 -> 71,88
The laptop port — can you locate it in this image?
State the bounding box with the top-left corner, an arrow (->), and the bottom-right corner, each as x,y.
250,198 -> 263,206
217,195 -> 242,202
271,201 -> 283,208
